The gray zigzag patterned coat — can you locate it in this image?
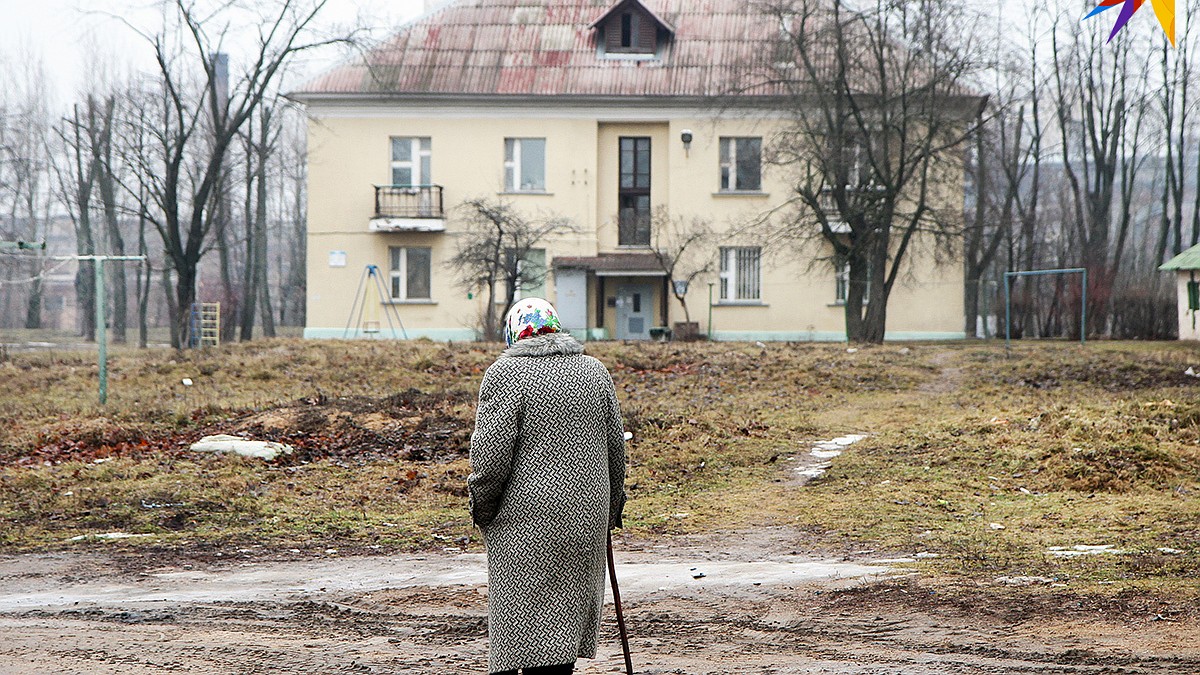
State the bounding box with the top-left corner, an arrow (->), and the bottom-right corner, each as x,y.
468,332 -> 627,673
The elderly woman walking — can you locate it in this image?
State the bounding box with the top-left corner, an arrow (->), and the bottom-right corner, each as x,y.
468,298 -> 628,675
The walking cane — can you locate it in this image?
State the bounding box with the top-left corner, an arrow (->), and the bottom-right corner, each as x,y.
606,531 -> 634,675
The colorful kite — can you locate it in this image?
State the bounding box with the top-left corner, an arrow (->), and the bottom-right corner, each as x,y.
1086,0 -> 1175,46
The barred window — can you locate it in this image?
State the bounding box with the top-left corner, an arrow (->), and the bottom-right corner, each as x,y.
719,247 -> 761,301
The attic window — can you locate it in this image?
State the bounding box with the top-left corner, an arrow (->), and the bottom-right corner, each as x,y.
620,12 -> 634,48
592,0 -> 672,58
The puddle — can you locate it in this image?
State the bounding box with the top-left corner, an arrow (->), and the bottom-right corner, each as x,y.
0,552 -> 893,612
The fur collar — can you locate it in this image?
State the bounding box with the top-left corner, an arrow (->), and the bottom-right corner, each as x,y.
502,331 -> 585,358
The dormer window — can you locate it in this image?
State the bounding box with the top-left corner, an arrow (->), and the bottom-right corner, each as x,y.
590,0 -> 674,59
620,12 -> 635,49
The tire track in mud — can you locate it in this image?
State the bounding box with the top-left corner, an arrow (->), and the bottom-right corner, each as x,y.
2,587 -> 1196,674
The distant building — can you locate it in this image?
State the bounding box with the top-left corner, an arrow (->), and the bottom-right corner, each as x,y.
1159,244 -> 1200,340
291,0 -> 972,341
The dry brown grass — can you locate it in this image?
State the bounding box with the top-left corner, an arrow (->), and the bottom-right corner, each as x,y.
1,337 -> 1198,596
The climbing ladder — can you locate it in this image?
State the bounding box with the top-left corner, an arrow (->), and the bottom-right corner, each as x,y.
189,302 -> 221,347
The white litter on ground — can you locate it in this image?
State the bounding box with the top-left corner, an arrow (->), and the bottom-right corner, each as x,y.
190,434 -> 293,460
68,532 -> 154,542
995,575 -> 1055,586
795,434 -> 868,480
1047,544 -> 1125,557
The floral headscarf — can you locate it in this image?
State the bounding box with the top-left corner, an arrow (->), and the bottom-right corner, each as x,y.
504,298 -> 562,346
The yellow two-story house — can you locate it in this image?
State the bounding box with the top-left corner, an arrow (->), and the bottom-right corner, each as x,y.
293,0 -> 970,341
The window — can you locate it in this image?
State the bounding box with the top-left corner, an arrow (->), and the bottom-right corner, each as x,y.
835,257 -> 849,304
504,138 -> 546,192
390,137 -> 431,186
719,137 -> 762,191
604,8 -> 657,55
834,254 -> 869,304
719,247 -> 761,302
389,246 -> 432,300
618,136 -> 652,246
499,248 -> 547,302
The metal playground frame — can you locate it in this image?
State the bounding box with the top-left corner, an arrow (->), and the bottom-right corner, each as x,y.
1004,267 -> 1088,349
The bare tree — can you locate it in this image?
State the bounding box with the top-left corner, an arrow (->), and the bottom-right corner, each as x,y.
238,103 -> 281,340
114,0 -> 348,348
447,198 -> 573,340
966,15 -> 1048,338
1048,10 -> 1151,336
86,94 -> 131,343
0,51 -> 52,330
647,208 -> 715,333
756,0 -> 986,343
1157,5 -> 1199,263
276,106 -> 307,327
52,106 -> 96,339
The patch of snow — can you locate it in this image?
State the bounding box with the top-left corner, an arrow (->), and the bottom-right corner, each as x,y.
68,532 -> 153,542
794,434 -> 868,481
1046,544 -> 1125,557
1157,547 -> 1184,555
995,575 -> 1055,586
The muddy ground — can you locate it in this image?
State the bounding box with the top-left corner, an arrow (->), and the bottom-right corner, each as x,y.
0,529 -> 1196,675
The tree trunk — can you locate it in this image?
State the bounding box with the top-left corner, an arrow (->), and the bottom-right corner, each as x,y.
843,249 -> 869,342
24,275 -> 43,330
136,190 -> 150,349
255,111 -> 276,338
99,175 -> 127,344
163,263 -> 178,345
174,263 -> 198,350
964,277 -> 979,339
240,131 -> 257,341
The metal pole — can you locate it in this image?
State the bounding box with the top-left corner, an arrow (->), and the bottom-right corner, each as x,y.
1004,272 -> 1011,353
95,258 -> 108,405
1081,268 -> 1087,345
707,282 -> 714,340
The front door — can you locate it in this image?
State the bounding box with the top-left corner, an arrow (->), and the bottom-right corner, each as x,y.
615,283 -> 654,340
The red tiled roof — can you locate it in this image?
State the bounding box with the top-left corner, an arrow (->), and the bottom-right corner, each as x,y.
586,0 -> 675,32
293,0 -> 789,100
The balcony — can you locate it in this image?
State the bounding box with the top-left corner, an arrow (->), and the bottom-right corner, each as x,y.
369,184 -> 446,232
817,187 -> 851,234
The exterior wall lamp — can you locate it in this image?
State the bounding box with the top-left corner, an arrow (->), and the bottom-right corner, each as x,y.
680,129 -> 693,156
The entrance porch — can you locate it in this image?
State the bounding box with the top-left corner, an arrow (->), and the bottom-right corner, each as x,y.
553,252 -> 668,340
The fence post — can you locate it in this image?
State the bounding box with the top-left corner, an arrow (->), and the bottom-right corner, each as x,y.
95,259 -> 108,405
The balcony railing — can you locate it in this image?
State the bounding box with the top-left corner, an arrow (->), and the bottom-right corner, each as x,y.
817,187 -> 849,233
374,184 -> 444,219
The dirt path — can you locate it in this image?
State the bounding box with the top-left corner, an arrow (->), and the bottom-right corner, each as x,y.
1,532 -> 1196,674
918,349 -> 966,395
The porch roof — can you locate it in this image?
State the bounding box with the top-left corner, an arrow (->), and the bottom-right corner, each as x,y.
553,252 -> 666,277
1160,243 -> 1200,271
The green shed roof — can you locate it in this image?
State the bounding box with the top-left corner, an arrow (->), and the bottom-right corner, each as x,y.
1159,243 -> 1200,270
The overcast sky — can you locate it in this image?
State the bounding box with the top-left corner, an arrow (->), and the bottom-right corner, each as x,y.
0,0 -> 1185,112
0,0 -> 429,108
